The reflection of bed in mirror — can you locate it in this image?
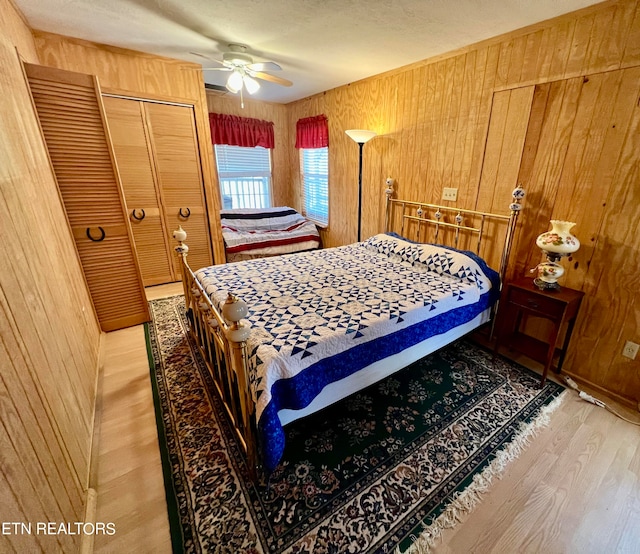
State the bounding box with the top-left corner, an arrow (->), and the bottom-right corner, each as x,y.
220,206 -> 320,262
173,186 -> 525,476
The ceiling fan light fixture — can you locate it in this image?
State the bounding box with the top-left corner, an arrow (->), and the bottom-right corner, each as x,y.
243,75 -> 260,94
223,52 -> 253,65
226,70 -> 243,93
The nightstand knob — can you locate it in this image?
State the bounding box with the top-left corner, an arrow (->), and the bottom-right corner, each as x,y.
527,299 -> 540,309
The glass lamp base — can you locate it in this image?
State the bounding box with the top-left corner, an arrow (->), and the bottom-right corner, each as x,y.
534,277 -> 560,291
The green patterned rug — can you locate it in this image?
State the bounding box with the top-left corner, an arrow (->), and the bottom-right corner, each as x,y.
146,295 -> 565,553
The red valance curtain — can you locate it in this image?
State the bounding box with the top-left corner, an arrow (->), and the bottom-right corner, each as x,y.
209,113 -> 275,148
295,114 -> 329,148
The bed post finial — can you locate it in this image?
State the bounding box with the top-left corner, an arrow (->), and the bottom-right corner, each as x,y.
498,185 -> 526,286
173,226 -> 189,256
509,185 -> 526,214
384,177 -> 395,233
222,293 -> 251,343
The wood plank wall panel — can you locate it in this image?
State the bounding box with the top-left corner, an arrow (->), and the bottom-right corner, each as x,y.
205,93 -> 292,208
511,79 -> 581,279
536,68 -> 640,392
590,79 -> 640,394
32,31 -> 226,265
1,0 -> 101,551
286,0 -> 640,405
476,86 -> 534,274
513,71 -> 640,377
624,2 -> 640,66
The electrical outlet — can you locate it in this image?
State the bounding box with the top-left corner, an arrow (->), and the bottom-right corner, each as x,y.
443,187 -> 458,201
622,340 -> 639,360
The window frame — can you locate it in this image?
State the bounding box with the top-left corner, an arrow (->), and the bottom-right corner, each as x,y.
214,144 -> 273,210
299,146 -> 329,227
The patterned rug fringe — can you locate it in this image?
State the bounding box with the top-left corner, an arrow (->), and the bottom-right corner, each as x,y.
398,390 -> 567,554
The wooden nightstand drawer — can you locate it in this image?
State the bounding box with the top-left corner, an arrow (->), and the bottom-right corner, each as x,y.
508,287 -> 565,317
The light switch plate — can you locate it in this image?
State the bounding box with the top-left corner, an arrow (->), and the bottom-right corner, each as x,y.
443,187 -> 458,201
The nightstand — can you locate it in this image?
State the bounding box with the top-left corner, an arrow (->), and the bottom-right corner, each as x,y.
494,277 -> 585,386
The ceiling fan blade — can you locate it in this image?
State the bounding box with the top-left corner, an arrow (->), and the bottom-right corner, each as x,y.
190,51 -> 214,60
252,71 -> 293,87
202,67 -> 232,71
191,52 -> 228,66
247,61 -> 281,72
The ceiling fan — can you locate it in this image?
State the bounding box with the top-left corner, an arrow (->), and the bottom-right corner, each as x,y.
196,44 -> 292,107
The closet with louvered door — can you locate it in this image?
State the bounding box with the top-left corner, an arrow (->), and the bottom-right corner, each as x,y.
102,97 -> 175,286
103,98 -> 213,284
144,102 -> 212,276
25,63 -> 149,332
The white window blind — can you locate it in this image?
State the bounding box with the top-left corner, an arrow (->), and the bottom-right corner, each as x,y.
300,147 -> 329,226
214,144 -> 272,209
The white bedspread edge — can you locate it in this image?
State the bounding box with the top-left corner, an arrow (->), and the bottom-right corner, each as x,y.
277,308 -> 491,426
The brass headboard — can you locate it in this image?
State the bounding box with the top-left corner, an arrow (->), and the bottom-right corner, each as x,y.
383,180 -> 525,287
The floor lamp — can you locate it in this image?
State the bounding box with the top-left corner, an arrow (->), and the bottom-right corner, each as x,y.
345,129 -> 377,242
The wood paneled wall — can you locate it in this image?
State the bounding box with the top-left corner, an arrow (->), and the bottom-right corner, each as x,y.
286,0 -> 640,406
32,31 -> 226,265
0,0 -> 101,551
206,92 -> 293,207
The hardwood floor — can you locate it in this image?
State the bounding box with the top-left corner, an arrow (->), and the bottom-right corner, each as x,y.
93,283 -> 640,553
93,283 -> 181,553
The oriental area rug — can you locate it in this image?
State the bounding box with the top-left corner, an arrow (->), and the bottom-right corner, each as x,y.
146,295 -> 565,554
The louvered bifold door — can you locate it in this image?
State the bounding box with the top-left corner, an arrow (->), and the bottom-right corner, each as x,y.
102,97 -> 175,286
25,64 -> 149,332
145,103 -> 213,275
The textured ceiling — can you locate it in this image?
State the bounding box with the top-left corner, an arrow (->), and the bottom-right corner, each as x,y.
16,0 -> 603,104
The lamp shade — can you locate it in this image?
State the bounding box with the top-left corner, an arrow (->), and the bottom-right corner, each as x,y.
345,129 -> 377,144
243,75 -> 260,95
226,71 -> 243,93
536,220 -> 580,255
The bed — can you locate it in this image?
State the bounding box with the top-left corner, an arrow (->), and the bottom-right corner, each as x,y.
220,206 -> 321,262
173,186 -> 525,477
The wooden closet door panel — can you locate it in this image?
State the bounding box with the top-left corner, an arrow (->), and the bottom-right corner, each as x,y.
25,64 -> 149,332
165,209 -> 212,274
145,102 -> 213,272
103,97 -> 175,286
73,233 -> 151,329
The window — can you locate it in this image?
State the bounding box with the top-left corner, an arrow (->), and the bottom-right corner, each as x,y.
300,147 -> 329,226
214,144 -> 272,209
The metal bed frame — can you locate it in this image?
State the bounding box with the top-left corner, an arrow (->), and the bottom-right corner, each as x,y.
173,184 -> 525,477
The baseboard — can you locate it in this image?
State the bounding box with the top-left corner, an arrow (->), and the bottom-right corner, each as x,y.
79,488 -> 98,554
87,331 -> 106,489
79,331 -> 106,554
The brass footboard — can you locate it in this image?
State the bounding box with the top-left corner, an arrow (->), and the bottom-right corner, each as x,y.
173,227 -> 258,478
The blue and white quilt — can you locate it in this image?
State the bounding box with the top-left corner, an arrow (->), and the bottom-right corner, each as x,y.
195,233 -> 500,472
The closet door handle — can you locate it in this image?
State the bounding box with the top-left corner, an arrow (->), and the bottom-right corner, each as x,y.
179,207 -> 191,219
86,227 -> 106,242
131,208 -> 146,221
